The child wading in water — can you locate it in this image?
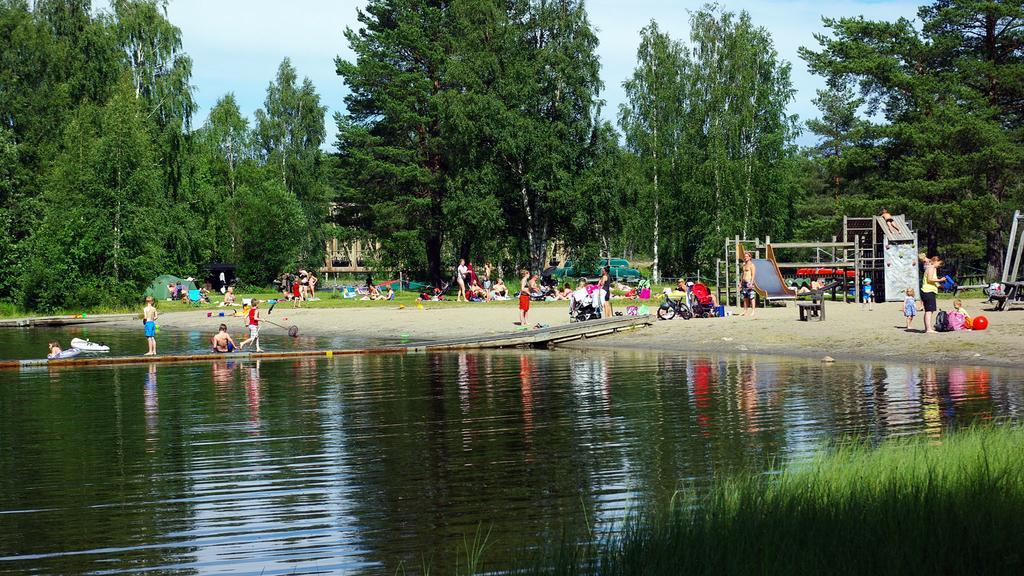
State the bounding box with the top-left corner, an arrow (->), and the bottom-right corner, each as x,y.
903,288 -> 917,330
239,299 -> 262,352
211,323 -> 237,353
143,296 -> 158,356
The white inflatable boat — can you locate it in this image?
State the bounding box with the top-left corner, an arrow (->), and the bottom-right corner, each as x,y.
70,338 -> 110,352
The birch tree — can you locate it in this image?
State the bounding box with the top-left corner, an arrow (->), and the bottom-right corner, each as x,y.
620,20 -> 686,283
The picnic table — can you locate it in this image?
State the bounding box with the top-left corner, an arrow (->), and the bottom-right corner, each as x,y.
992,281 -> 1024,311
795,281 -> 841,322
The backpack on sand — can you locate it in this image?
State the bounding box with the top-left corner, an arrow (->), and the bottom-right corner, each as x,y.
934,310 -> 951,332
947,310 -> 966,331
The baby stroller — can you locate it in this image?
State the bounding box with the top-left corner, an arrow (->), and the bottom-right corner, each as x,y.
687,282 -> 718,318
569,288 -> 601,322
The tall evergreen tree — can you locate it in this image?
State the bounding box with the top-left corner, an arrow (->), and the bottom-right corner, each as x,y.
801,1 -> 1024,266
336,0 -> 456,281
920,0 -> 1024,273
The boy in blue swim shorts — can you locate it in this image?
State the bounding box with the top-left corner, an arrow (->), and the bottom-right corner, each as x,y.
143,296 -> 158,356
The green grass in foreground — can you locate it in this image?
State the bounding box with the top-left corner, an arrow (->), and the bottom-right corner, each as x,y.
518,426 -> 1024,576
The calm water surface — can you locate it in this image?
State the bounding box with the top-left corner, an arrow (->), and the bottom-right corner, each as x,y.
0,339 -> 1021,574
0,325 -> 394,359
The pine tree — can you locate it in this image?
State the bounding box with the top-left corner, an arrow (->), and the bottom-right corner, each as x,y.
336,0 -> 456,282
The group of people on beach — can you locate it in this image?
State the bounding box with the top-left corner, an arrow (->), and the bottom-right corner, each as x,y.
277,270 -> 318,307
166,280 -> 211,304
736,248 -> 954,332
359,274 -> 396,301
515,266 -> 615,326
454,260 -> 509,302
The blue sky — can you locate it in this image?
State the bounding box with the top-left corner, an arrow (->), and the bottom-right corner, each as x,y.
99,0 -> 921,147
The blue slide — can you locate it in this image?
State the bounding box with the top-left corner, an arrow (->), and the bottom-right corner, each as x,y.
737,243 -> 796,301
751,258 -> 796,300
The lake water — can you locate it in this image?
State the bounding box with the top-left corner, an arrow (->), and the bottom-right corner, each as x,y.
1,331 -> 1022,574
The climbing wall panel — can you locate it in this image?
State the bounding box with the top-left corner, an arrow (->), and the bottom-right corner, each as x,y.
883,239 -> 919,301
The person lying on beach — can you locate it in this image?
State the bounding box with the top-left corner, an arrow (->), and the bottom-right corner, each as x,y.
211,324 -> 237,353
881,208 -> 900,234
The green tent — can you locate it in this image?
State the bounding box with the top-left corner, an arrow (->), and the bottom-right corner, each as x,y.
145,275 -> 197,300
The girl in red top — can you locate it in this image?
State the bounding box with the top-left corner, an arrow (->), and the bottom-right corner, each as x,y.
239,300 -> 262,352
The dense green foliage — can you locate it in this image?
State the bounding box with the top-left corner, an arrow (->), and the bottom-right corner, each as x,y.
620,9 -> 798,277
523,426 -> 1024,575
336,0 -> 606,281
3,0 -> 1023,311
800,0 -> 1024,273
0,1 -> 329,311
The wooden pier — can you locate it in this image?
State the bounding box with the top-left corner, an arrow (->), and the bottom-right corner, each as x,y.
0,313 -> 138,328
0,315 -> 653,370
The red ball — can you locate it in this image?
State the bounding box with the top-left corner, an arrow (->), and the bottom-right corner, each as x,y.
972,315 -> 988,331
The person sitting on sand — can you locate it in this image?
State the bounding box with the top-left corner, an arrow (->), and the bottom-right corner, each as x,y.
221,285 -> 236,307
47,341 -> 62,358
468,279 -> 491,301
952,298 -> 971,328
278,273 -> 293,301
211,324 -> 237,353
491,278 -> 509,300
529,274 -> 543,299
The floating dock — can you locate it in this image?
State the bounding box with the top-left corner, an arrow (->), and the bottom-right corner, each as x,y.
0,313 -> 138,328
1,315 -> 653,370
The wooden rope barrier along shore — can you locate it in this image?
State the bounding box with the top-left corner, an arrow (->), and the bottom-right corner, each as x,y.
0,315 -> 653,370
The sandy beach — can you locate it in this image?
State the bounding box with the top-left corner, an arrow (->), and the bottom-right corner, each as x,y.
102,295 -> 1024,368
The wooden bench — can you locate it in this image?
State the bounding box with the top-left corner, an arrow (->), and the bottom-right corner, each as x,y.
797,298 -> 824,321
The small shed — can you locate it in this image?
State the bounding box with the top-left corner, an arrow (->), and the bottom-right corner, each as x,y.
205,262 -> 237,293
